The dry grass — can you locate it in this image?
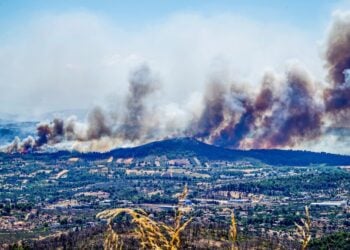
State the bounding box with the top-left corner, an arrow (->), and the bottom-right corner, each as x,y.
104,223 -> 123,250
229,211 -> 238,250
295,206 -> 311,250
98,186 -> 313,250
97,185 -> 192,250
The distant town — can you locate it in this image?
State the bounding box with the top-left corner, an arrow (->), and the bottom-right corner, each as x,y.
0,139 -> 349,249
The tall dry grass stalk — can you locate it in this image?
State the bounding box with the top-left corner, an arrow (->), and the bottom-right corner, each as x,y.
295,206 -> 311,250
229,211 -> 238,250
104,223 -> 123,250
97,185 -> 192,250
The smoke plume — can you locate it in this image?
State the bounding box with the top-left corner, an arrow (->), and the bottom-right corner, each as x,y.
190,82 -> 227,139
190,66 -> 323,149
3,65 -> 159,153
324,12 -> 350,124
119,65 -> 159,141
254,67 -> 323,148
4,12 -> 350,153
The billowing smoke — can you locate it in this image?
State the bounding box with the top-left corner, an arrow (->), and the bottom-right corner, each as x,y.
324,12 -> 350,123
190,82 -> 227,138
3,65 -> 159,153
86,107 -> 112,140
194,12 -> 350,149
0,64 -> 339,153
4,12 -> 350,153
36,118 -> 65,146
190,66 -> 323,149
253,67 -> 323,148
210,88 -> 251,148
5,136 -> 36,153
119,65 -> 159,140
4,118 -> 69,153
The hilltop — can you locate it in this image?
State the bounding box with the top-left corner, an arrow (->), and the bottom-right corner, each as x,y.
13,137 -> 350,166
104,137 -> 350,166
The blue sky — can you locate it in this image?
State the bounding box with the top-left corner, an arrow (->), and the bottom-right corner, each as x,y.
0,0 -> 342,34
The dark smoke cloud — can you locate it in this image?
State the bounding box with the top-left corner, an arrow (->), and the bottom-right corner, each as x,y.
324,12 -> 350,121
190,73 -> 277,148
325,13 -> 350,85
4,118 -> 67,153
119,65 -> 159,141
211,88 -> 251,148
36,118 -> 65,146
190,82 -> 227,138
237,73 -> 276,148
254,67 -> 323,148
86,107 -> 111,140
191,66 -> 323,149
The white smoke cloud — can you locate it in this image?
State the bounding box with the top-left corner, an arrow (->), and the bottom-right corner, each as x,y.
0,11 -> 322,118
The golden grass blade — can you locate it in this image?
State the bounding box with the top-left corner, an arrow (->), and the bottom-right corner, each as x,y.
295,206 -> 312,250
104,223 -> 122,250
229,211 -> 238,250
97,185 -> 192,250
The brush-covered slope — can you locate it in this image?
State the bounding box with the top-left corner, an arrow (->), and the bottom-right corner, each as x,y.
87,137 -> 350,166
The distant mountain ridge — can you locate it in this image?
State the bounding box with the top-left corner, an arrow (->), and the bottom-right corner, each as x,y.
3,137 -> 350,166
105,137 -> 350,166
59,137 -> 350,166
